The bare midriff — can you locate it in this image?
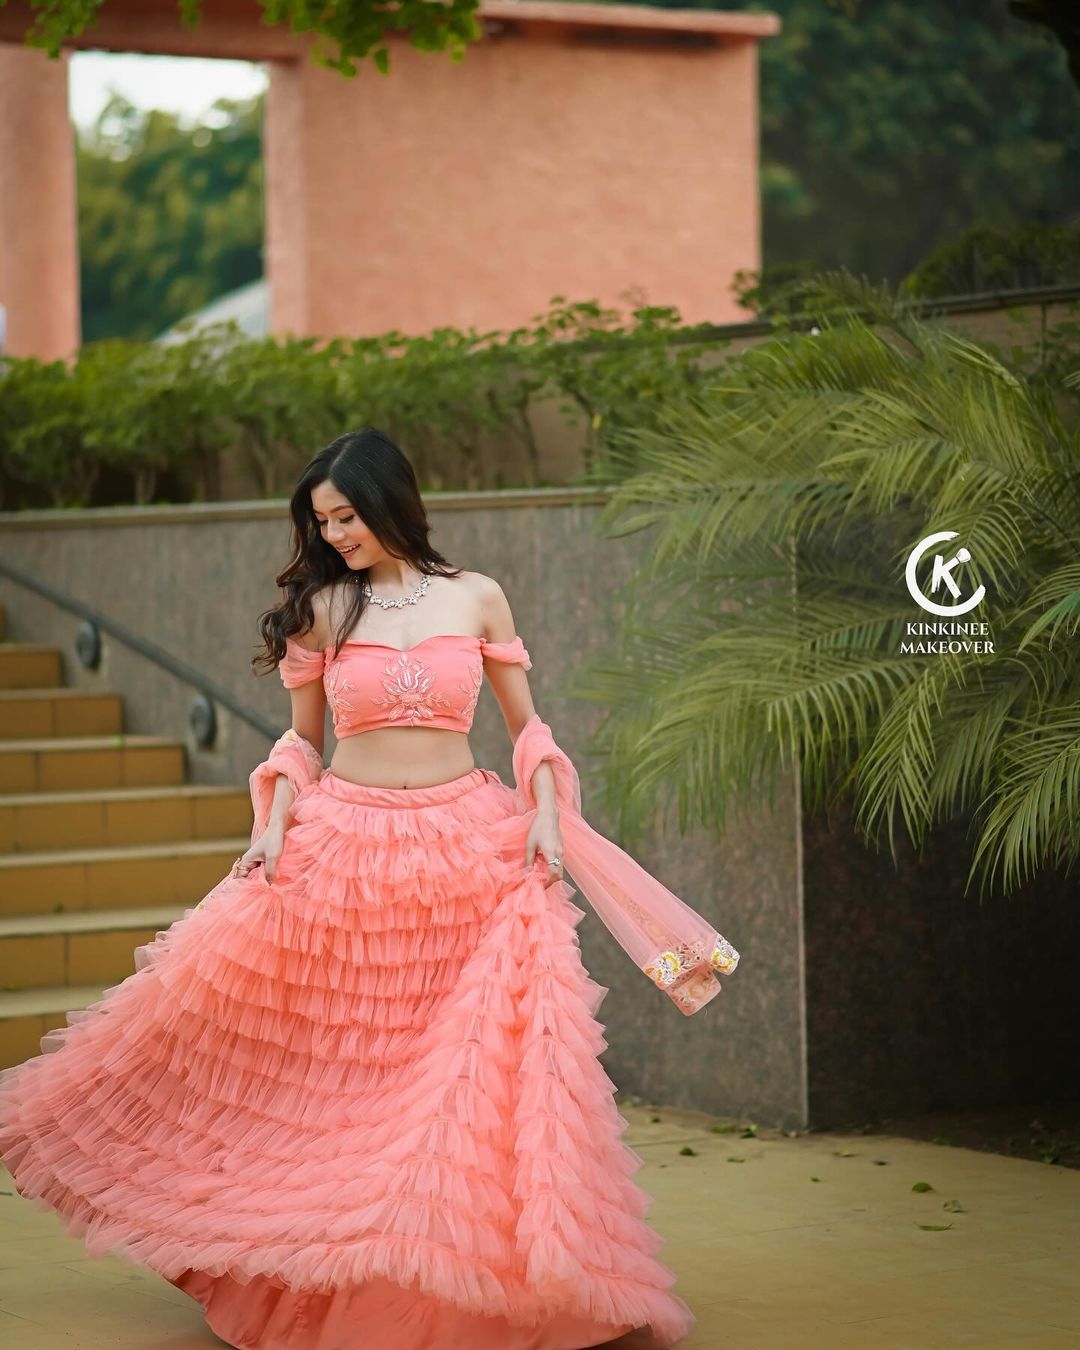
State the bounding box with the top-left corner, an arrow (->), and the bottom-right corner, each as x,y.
327,726 -> 476,789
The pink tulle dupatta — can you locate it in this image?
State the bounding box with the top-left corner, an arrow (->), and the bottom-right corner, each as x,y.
249,728 -> 324,843
511,714 -> 740,1016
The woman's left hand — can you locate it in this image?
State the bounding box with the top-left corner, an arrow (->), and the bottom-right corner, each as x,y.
525,808 -> 565,888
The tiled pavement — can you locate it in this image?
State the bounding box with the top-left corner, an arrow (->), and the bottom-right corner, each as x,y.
1,1101 -> 1078,1349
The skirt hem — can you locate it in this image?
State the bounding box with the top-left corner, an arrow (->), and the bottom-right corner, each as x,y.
0,764 -> 696,1349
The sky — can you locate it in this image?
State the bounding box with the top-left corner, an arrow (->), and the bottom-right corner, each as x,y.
69,51 -> 268,129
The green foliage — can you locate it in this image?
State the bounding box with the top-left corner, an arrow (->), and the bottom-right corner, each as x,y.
78,92 -> 264,343
10,0 -> 484,74
738,220 -> 1080,321
215,331 -> 347,497
1009,1 -> 1080,86
0,297 -> 725,508
627,0 -> 1080,291
902,221 -> 1080,298
0,328 -> 239,507
556,269 -> 1080,899
730,261 -> 822,318
0,355 -> 99,507
330,324 -> 543,492
523,299 -> 724,484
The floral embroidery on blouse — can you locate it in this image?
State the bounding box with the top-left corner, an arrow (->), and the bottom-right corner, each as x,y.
370,651 -> 457,726
324,662 -> 360,727
457,657 -> 484,725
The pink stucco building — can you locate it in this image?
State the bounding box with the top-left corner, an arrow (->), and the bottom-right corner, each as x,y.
0,0 -> 779,359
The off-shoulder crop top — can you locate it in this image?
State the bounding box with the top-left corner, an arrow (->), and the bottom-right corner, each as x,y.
277,633 -> 532,738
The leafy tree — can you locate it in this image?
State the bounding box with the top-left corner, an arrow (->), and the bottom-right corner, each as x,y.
5,0 -> 483,75
0,297 -> 730,506
0,355 -> 100,506
608,0 -> 1080,291
212,327 -> 347,496
902,220 -> 1080,297
1009,0 -> 1080,85
78,92 -> 264,342
521,298 -> 724,479
77,334 -> 238,503
562,271 -> 1080,898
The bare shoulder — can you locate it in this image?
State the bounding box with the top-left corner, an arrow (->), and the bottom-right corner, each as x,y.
455,570 -> 500,601
457,570 -> 505,609
461,570 -> 517,640
311,584 -> 336,619
303,584 -> 338,649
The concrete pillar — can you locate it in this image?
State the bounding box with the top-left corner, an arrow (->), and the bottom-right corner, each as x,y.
264,58 -> 308,337
262,22 -> 769,342
0,42 -> 80,359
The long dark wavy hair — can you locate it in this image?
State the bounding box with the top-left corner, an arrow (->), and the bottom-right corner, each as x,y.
252,427 -> 464,677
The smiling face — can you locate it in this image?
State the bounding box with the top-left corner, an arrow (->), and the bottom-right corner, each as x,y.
311,480 -> 384,566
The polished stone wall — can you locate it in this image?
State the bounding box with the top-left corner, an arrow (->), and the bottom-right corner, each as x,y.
803,792 -> 1080,1129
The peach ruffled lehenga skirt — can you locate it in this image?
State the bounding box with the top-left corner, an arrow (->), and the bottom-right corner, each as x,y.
0,765 -> 695,1350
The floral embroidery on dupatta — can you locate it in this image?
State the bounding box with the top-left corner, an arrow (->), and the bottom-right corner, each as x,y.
641,934 -> 741,1012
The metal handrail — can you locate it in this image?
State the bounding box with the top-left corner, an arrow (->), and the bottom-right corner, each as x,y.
0,556 -> 280,742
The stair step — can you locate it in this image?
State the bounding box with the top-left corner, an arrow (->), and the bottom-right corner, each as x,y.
0,835 -> 251,915
0,983 -> 109,1067
0,687 -> 124,739
0,735 -> 180,751
0,904 -> 192,993
0,644 -> 63,690
0,782 -> 252,853
0,610 -> 258,1066
0,783 -> 246,805
0,904 -> 189,937
0,735 -> 186,793
0,983 -> 107,1018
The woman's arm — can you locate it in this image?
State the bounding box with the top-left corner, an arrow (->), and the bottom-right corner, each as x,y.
477,575 -> 558,816
528,761 -> 558,817
476,575 -> 741,1015
265,773 -> 298,835
251,613 -> 327,840
264,676 -> 326,831
477,575 -> 563,879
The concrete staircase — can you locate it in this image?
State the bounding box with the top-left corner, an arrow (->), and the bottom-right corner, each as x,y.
0,604 -> 255,1069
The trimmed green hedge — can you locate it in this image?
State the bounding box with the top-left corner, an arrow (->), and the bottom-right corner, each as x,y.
0,297 -> 726,509
2,279 -> 1074,511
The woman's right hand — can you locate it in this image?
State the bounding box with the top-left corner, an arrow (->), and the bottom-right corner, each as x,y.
233,823 -> 286,884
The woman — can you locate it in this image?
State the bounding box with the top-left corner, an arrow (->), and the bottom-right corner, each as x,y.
0,427 -> 739,1350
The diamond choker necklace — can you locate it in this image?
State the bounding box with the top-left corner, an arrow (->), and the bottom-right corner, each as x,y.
363,572 -> 431,610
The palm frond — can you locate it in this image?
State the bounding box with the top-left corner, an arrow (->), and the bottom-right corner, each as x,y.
966,704 -> 1080,896
1015,563 -> 1080,649
568,270 -> 1080,897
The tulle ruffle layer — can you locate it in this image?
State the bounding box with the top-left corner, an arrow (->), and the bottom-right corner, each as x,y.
0,766 -> 695,1350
